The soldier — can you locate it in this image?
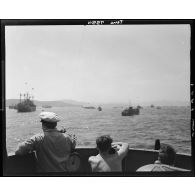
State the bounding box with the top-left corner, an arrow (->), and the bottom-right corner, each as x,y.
88,135 -> 129,172
15,111 -> 77,172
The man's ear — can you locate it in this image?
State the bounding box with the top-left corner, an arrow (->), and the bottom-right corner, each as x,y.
41,123 -> 46,130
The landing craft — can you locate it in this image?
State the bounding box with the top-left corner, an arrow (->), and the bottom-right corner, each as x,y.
42,105 -> 52,108
9,105 -> 17,109
121,106 -> 139,116
82,106 -> 96,109
97,106 -> 102,111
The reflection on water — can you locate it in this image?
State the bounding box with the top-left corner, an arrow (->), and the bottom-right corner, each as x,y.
6,106 -> 191,154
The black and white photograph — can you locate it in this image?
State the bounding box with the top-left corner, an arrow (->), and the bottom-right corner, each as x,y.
2,20 -> 193,176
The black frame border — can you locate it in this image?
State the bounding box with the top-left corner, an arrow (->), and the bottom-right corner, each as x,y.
1,19 -> 194,177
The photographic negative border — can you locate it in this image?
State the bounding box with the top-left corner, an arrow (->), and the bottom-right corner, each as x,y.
1,19 -> 194,176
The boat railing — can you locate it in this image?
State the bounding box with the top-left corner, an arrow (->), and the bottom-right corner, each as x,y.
4,147 -> 192,175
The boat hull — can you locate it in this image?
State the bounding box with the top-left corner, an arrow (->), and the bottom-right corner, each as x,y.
17,105 -> 36,112
122,108 -> 139,116
4,147 -> 192,175
42,106 -> 52,108
83,106 -> 95,109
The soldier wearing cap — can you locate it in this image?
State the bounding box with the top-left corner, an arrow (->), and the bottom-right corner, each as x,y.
136,144 -> 189,172
15,112 -> 77,172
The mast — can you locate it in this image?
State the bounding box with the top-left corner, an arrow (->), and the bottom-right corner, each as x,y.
19,93 -> 22,103
31,88 -> 34,101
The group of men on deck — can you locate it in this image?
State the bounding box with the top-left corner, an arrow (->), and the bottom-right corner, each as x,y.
15,111 -> 178,173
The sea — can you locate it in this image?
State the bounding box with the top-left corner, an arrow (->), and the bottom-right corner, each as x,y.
6,106 -> 191,155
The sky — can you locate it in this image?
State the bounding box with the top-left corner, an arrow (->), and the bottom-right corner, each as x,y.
5,25 -> 190,105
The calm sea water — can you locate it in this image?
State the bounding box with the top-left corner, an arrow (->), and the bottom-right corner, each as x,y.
6,106 -> 191,154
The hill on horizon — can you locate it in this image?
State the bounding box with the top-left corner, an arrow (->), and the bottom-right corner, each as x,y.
6,98 -> 190,107
6,99 -> 83,107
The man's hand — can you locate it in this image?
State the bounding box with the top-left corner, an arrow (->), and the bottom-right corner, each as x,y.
68,134 -> 77,146
71,134 -> 77,142
60,126 -> 67,133
111,143 -> 121,151
111,142 -> 129,159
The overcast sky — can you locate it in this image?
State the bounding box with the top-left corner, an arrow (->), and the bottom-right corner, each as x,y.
5,25 -> 190,105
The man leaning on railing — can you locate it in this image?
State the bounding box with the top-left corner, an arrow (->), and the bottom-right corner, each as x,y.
15,111 -> 77,172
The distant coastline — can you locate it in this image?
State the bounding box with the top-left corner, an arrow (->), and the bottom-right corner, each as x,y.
6,99 -> 190,107
6,99 -> 82,108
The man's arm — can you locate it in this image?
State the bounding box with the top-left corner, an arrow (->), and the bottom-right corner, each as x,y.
67,133 -> 77,150
15,134 -> 43,155
112,142 -> 129,159
62,133 -> 77,151
88,156 -> 97,172
71,134 -> 77,149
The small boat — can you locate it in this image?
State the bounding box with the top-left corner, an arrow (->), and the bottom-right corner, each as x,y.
150,104 -> 155,108
156,106 -> 161,109
42,105 -> 52,108
121,107 -> 139,116
8,105 -> 17,109
82,106 -> 96,109
97,106 -> 102,111
137,105 -> 143,109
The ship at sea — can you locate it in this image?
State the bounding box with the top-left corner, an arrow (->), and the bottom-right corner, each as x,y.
97,106 -> 102,111
82,106 -> 96,109
16,92 -> 36,112
150,104 -> 155,108
121,106 -> 140,116
137,105 -> 143,109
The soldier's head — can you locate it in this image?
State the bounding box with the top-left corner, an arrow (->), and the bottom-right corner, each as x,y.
39,112 -> 60,130
158,144 -> 176,166
96,135 -> 113,153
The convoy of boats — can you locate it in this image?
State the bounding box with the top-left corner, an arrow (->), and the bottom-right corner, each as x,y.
8,100 -> 163,116
8,99 -> 165,117
7,87 -> 161,117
